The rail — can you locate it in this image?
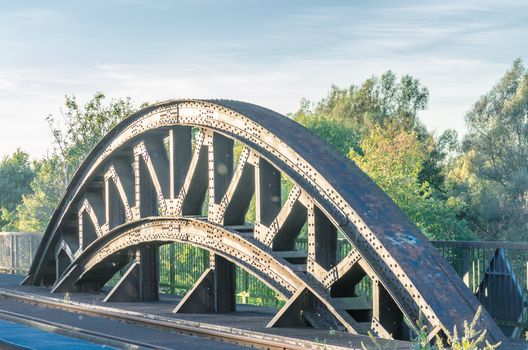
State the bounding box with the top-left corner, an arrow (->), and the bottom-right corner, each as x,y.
0,288 -> 364,350
433,240 -> 528,292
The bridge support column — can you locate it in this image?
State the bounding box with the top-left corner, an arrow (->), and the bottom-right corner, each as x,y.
104,245 -> 159,302
173,254 -> 236,313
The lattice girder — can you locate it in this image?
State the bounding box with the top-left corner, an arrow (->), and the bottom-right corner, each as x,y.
25,100 -> 504,343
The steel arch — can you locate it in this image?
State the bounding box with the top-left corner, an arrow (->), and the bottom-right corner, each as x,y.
25,100 -> 504,343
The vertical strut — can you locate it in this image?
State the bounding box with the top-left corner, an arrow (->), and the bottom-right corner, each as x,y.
208,133 -> 236,311
138,157 -> 158,217
211,255 -> 236,312
169,126 -> 192,199
308,205 -> 337,273
256,157 -> 281,226
209,133 -> 234,207
137,245 -> 159,301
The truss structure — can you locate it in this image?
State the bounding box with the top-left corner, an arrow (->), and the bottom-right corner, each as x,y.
25,100 -> 504,342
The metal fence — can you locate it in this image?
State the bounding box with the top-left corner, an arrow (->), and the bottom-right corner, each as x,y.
432,241 -> 528,293
433,240 -> 528,335
158,243 -> 285,308
0,232 -> 42,274
2,232 -> 527,332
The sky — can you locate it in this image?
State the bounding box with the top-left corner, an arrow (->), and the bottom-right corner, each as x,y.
0,0 -> 527,158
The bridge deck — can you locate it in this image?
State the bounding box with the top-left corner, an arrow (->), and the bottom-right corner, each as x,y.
0,274 -> 411,350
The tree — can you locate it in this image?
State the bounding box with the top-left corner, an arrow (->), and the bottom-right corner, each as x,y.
0,150 -> 35,229
11,156 -> 64,232
47,92 -> 140,181
349,124 -> 472,240
12,93 -> 142,232
311,71 -> 429,133
293,72 -> 469,239
412,128 -> 462,195
293,71 -> 452,193
294,107 -> 361,155
448,59 -> 528,240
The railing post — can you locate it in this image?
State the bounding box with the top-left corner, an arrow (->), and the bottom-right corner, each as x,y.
461,247 -> 470,288
29,234 -> 33,270
203,250 -> 209,272
169,243 -> 175,294
10,234 -> 15,274
244,270 -> 249,303
15,234 -> 19,275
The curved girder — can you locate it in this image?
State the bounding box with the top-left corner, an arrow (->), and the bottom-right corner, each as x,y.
54,218 -> 301,297
25,99 -> 504,343
52,217 -> 366,333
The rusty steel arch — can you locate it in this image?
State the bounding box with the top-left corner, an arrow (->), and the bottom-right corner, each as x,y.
25,100 -> 504,343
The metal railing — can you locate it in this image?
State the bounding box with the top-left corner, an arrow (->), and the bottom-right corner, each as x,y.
432,241 -> 528,293
0,232 -> 42,274
2,232 -> 527,332
3,233 -> 528,295
432,240 -> 528,335
158,243 -> 284,308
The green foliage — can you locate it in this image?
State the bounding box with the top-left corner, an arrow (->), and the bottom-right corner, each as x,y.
0,150 -> 35,230
47,92 -> 139,179
447,59 -> 528,240
294,109 -> 361,155
349,124 -> 472,240
8,92 -> 142,232
310,71 -> 429,132
420,129 -> 460,192
361,307 -> 500,350
12,156 -> 66,232
294,70 -> 450,195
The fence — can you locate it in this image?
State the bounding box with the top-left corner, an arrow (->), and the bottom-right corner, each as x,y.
432,241 -> 528,294
158,243 -> 285,308
433,240 -> 528,335
0,232 -> 42,274
2,232 -> 528,331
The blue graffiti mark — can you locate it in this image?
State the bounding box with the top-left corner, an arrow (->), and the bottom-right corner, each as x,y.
388,233 -> 419,246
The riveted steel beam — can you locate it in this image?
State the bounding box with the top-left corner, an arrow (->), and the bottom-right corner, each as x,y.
25,100 -> 506,345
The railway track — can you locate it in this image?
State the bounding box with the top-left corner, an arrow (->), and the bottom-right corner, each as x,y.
0,288 -> 347,350
0,308 -> 162,349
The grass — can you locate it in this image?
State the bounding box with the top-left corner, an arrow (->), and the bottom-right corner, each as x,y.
361,306 -> 501,350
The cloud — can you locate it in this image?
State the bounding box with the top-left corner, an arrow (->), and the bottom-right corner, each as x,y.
0,0 -> 526,158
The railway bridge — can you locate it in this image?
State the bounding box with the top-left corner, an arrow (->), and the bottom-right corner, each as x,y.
22,100 -> 505,346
